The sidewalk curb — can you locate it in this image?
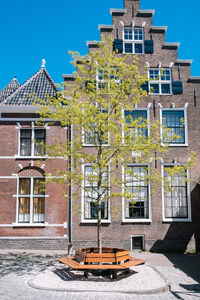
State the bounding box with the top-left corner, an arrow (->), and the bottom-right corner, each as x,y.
27,265 -> 171,295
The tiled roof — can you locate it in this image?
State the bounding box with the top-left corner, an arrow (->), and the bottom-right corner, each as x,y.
2,68 -> 57,105
0,78 -> 20,103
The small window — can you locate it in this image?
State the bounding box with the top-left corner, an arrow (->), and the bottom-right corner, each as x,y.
18,177 -> 45,223
20,128 -> 46,157
162,110 -> 185,144
131,235 -> 144,251
148,68 -> 172,95
123,27 -> 144,54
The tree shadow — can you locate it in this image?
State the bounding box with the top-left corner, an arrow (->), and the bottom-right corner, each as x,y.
53,267 -> 137,282
0,254 -> 58,277
150,183 -> 200,290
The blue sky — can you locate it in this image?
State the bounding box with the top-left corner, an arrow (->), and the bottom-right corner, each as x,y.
0,0 -> 199,90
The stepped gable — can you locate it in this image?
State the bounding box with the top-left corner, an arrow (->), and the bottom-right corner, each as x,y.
2,67 -> 57,105
0,77 -> 20,103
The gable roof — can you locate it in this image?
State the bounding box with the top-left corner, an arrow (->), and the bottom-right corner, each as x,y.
2,67 -> 57,105
0,78 -> 20,103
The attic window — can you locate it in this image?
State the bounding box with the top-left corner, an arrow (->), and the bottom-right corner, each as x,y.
123,27 -> 144,54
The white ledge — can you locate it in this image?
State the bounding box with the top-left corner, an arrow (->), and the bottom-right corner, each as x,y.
98,25 -> 115,30
62,74 -> 75,79
188,76 -> 200,82
163,42 -> 180,48
151,26 -> 168,32
110,8 -> 126,15
176,59 -> 193,65
86,41 -> 102,47
138,9 -> 155,15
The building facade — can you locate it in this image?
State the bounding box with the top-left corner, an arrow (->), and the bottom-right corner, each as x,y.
64,0 -> 200,252
0,65 -> 69,249
1,0 -> 200,252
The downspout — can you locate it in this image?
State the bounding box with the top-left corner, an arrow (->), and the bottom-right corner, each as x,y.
68,124 -> 73,253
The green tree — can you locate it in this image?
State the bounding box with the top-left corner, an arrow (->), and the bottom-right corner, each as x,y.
37,37 -> 196,253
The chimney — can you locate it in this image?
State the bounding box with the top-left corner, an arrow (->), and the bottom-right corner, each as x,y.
123,0 -> 140,16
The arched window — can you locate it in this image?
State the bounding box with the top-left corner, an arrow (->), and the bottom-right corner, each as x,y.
17,167 -> 45,224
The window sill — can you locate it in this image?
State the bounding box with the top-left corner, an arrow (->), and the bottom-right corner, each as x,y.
14,155 -> 47,160
82,144 -> 109,147
12,223 -> 45,227
149,93 -> 172,96
161,143 -> 188,147
122,219 -> 152,223
162,218 -> 191,223
81,220 -> 111,224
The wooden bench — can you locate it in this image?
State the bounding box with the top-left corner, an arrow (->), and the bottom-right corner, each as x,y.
59,248 -> 145,278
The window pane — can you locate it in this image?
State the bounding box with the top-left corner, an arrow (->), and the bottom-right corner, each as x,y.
34,178 -> 45,195
18,197 -> 30,223
150,84 -> 159,94
20,129 -> 32,156
135,44 -> 143,54
161,84 -> 170,94
125,110 -> 148,138
161,69 -> 171,81
34,129 -> 46,156
163,111 -> 185,144
33,197 -> 45,223
124,166 -> 149,219
149,69 -> 159,80
19,178 -> 30,195
84,166 -> 108,220
134,29 -> 143,40
124,28 -> 132,40
125,43 -> 133,53
164,168 -> 188,218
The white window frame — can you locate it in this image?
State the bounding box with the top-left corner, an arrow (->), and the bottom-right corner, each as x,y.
17,122 -> 46,158
148,68 -> 172,95
81,163 -> 111,223
16,176 -> 47,225
122,106 -> 151,144
96,67 -> 121,91
161,163 -> 191,222
122,164 -> 152,223
160,104 -> 188,147
82,108 -> 110,147
123,27 -> 144,54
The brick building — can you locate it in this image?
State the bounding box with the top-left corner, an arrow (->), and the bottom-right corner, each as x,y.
0,62 -> 68,249
63,0 -> 200,252
1,0 -> 200,252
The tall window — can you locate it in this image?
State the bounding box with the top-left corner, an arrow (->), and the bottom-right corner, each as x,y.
124,110 -> 148,140
162,110 -> 185,144
148,68 -> 172,94
124,166 -> 149,219
123,27 -> 144,54
20,128 -> 46,156
18,177 -> 45,223
83,165 -> 109,220
163,168 -> 188,219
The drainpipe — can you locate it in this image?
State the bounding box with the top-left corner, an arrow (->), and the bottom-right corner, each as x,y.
68,124 -> 73,253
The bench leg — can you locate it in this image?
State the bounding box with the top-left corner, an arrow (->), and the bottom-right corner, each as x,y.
110,270 -> 117,279
84,271 -> 88,278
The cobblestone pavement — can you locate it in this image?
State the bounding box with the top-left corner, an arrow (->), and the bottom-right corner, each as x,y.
0,251 -> 200,300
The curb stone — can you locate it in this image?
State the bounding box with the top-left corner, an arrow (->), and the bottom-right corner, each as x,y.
27,265 -> 170,295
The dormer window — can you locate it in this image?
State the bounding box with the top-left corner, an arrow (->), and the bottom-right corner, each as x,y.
123,28 -> 144,54
148,68 -> 172,95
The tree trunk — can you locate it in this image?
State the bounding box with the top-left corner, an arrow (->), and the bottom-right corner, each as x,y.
97,199 -> 102,253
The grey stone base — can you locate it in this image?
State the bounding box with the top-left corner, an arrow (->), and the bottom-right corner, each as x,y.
72,238 -> 197,253
0,237 -> 68,250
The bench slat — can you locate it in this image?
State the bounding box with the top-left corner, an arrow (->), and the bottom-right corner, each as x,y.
116,255 -> 130,263
120,257 -> 145,269
116,250 -> 129,258
85,257 -> 116,263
